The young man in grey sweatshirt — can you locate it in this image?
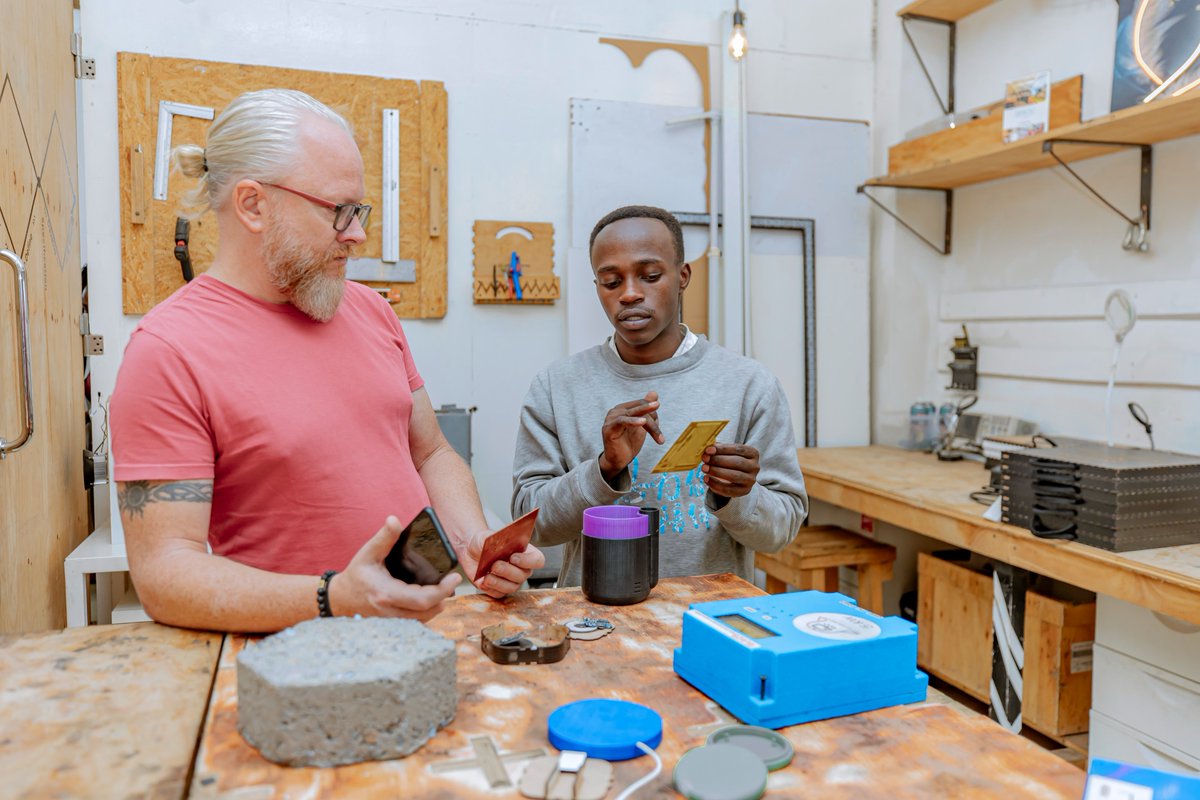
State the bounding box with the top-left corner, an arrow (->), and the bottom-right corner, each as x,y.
511,205 -> 808,586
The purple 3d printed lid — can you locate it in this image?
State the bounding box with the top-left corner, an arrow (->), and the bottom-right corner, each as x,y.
583,505 -> 650,540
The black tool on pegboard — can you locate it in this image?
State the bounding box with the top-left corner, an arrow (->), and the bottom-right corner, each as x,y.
174,217 -> 194,282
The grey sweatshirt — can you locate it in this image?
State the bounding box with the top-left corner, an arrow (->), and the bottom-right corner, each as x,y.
511,335 -> 808,586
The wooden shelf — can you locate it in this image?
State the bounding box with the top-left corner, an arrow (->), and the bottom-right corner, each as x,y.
897,0 -> 1000,22
868,88 -> 1200,190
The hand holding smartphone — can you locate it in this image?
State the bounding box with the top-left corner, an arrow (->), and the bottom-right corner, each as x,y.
384,507 -> 459,585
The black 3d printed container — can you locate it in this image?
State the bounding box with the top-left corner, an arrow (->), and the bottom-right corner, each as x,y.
581,505 -> 660,605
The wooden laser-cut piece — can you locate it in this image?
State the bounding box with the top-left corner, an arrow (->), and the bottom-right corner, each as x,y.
472,221 -> 558,305
129,144 -> 147,224
428,734 -> 545,788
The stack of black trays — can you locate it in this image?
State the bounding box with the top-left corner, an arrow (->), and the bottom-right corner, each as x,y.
1001,439 -> 1200,552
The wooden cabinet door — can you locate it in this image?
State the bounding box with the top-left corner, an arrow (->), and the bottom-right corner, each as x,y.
0,0 -> 88,632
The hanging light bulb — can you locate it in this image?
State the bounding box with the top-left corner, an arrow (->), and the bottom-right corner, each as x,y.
728,5 -> 747,61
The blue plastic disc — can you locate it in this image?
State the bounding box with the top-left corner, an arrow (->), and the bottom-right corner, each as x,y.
547,698 -> 663,761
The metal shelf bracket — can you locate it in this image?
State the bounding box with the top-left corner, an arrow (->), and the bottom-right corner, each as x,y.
857,185 -> 954,256
1042,139 -> 1153,253
901,14 -> 956,116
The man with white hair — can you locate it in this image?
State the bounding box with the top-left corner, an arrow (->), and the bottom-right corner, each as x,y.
110,89 -> 542,632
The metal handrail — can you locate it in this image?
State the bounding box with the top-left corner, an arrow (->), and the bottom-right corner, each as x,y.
1,249 -> 34,458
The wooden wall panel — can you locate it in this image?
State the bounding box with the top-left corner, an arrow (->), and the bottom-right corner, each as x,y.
682,253 -> 708,334
0,0 -> 88,633
117,53 -> 447,318
418,81 -> 447,317
935,276 -> 1200,391
117,52 -> 153,312
943,279 -> 1200,321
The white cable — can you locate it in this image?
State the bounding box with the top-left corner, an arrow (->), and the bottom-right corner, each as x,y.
1106,339 -> 1122,447
614,741 -> 662,800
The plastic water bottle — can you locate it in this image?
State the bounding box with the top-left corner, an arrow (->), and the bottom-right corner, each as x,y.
909,402 -> 936,449
938,402 -> 956,441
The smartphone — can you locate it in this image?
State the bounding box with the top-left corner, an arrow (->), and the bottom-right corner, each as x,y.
384,506 -> 459,585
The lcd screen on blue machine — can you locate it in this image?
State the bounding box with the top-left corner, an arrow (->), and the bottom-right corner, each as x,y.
717,614 -> 777,639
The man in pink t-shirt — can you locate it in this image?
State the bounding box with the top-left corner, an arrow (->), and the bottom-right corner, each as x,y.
110,89 -> 542,633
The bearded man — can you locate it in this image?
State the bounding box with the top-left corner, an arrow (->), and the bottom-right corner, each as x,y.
110,89 -> 542,632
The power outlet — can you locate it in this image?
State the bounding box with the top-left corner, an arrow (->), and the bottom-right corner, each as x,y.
83,334 -> 104,356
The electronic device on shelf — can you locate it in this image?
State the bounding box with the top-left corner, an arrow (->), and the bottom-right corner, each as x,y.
955,412 -> 1037,446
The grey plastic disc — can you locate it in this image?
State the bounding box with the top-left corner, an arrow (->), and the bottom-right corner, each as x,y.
706,725 -> 794,771
673,743 -> 768,800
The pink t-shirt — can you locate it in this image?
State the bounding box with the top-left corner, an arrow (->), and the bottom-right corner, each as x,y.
110,274 -> 429,575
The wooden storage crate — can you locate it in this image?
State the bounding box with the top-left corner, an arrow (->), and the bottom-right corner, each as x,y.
916,552 -> 1096,737
917,552 -> 993,701
1024,587 -> 1095,737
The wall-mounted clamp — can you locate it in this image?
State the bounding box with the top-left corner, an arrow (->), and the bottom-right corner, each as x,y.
174,217 -> 194,282
857,184 -> 954,256
1042,139 -> 1153,253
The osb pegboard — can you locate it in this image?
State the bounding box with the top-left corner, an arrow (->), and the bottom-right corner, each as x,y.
117,52 -> 447,318
472,220 -> 559,304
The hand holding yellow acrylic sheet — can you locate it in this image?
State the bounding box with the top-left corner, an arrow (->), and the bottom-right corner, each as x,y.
651,420 -> 730,473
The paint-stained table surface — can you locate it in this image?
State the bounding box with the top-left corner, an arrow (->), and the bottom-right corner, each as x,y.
797,445 -> 1200,625
191,574 -> 1084,799
0,622 -> 221,799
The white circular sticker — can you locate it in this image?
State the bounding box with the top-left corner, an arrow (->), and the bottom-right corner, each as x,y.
793,612 -> 881,641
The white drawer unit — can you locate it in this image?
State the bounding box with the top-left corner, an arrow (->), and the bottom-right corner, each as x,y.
1090,709 -> 1200,775
1092,594 -> 1200,772
1092,644 -> 1200,763
1096,594 -> 1200,684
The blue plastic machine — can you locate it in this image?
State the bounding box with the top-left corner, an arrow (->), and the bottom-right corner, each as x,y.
673,591 -> 928,729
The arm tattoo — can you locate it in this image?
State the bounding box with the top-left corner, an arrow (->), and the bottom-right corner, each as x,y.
118,480 -> 213,518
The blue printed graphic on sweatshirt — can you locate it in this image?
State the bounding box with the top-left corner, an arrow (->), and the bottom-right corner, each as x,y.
621,456 -> 714,534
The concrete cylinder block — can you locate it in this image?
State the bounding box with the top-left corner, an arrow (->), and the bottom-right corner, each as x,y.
236,616 -> 457,767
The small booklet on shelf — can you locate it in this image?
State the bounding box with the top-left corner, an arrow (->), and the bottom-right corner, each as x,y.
1002,71 -> 1051,143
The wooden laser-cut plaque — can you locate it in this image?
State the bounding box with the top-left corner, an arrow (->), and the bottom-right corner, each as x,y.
117,52 -> 447,318
472,220 -> 558,304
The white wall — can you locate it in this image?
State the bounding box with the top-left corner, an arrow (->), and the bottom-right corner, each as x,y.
872,0 -> 1200,454
80,0 -> 874,542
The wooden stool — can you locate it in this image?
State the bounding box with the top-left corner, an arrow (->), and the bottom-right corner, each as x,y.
754,525 -> 896,614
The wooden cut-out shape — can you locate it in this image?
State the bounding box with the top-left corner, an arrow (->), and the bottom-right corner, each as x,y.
428,734 -> 545,788
518,754 -> 613,800
472,220 -> 558,304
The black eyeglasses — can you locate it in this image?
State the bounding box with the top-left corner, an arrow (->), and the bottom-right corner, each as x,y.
264,183 -> 372,232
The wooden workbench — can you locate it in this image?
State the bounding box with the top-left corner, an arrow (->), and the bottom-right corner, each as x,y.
0,623 -> 221,798
3,575 -> 1085,799
796,446 -> 1200,625
188,575 -> 1082,799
